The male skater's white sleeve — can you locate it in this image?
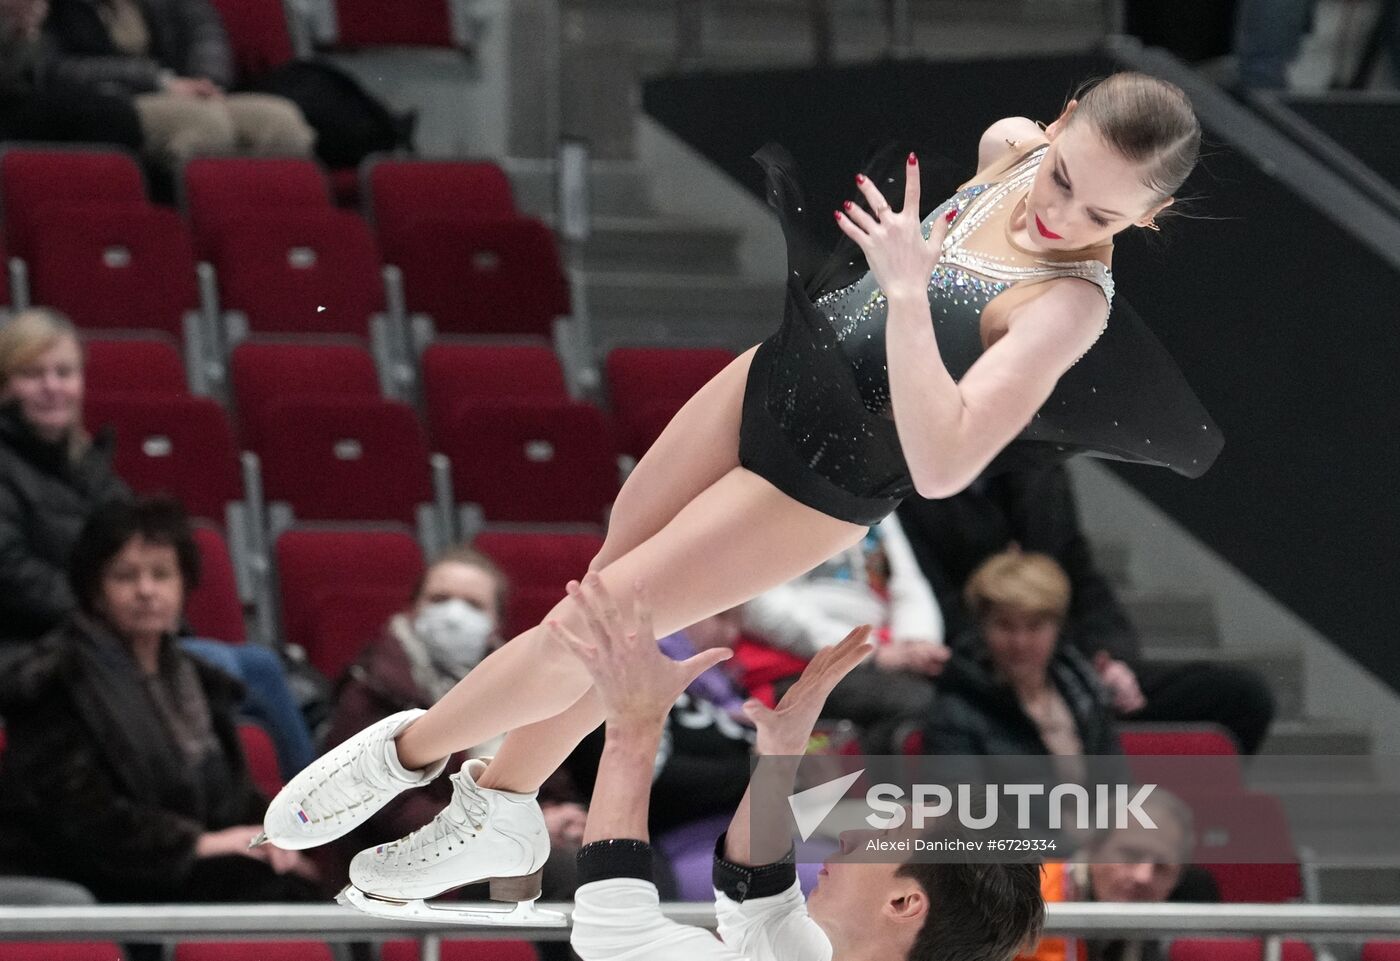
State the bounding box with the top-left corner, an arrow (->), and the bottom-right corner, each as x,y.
570,838 -> 832,961
711,833 -> 833,961
572,876 -> 747,961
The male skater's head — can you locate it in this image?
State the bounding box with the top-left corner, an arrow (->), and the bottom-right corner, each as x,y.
808,841 -> 1044,961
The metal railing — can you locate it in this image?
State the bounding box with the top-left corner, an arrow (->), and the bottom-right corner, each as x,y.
2,901 -> 1399,941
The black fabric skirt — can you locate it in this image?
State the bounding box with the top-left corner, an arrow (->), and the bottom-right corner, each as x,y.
738,276 -> 915,527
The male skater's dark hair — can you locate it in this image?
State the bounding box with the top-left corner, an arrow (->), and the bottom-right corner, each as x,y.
897,861 -> 1045,961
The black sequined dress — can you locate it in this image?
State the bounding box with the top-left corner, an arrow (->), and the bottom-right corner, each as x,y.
736,142 -> 1222,525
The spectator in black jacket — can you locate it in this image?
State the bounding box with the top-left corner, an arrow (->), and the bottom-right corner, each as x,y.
898,466 -> 1275,754
924,550 -> 1122,762
41,0 -> 312,168
0,497 -> 325,905
0,309 -> 130,650
0,0 -> 142,146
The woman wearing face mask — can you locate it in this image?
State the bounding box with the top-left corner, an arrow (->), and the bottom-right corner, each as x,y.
323,547 -> 588,920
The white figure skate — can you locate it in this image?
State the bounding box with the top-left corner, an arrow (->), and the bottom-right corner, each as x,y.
337,758 -> 567,927
253,709 -> 448,850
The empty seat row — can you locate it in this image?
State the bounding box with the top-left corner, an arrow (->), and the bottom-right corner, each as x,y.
0,149 -> 570,347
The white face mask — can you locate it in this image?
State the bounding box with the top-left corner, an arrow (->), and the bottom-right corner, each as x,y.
413,598 -> 495,674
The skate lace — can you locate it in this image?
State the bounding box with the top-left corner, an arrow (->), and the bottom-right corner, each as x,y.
301,735 -> 397,822
387,771 -> 490,866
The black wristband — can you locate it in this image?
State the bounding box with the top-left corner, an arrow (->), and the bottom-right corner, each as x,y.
712,831 -> 797,902
577,838 -> 655,885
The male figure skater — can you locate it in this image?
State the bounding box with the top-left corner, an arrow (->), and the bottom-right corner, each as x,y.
552,574 -> 1045,961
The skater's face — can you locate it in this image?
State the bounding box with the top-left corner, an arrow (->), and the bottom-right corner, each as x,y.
1024,102 -> 1174,251
981,604 -> 1059,690
416,560 -> 501,626
98,536 -> 184,645
3,333 -> 83,443
807,828 -> 927,951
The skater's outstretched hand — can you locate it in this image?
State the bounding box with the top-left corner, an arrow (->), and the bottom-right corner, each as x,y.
742,626 -> 874,757
548,572 -> 733,726
834,154 -> 952,304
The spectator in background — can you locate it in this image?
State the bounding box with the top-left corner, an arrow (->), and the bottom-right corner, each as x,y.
740,512 -> 948,753
0,0 -> 142,146
898,466 -> 1275,754
0,497 -> 325,905
1025,787 -> 1219,961
923,550 -> 1121,764
325,546 -> 587,918
0,308 -> 314,778
1233,0 -> 1314,91
41,0 -> 313,169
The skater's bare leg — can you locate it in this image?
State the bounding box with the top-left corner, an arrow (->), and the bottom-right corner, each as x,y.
477,687 -> 604,793
395,466 -> 867,774
393,344 -> 751,777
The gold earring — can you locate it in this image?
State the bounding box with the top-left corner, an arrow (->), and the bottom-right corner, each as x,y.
1141,218 -> 1161,232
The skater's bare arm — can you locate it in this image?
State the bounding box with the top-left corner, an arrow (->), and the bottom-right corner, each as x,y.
722,626 -> 872,867
557,575 -> 749,961
836,156 -> 1107,499
548,572 -> 731,846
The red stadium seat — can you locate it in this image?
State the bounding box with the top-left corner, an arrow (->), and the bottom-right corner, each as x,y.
1120,725 -> 1240,757
381,939 -> 539,961
237,722 -> 283,797
274,529 -> 423,678
0,148 -> 145,256
210,210 -> 387,337
175,942 -> 334,961
230,340 -> 381,446
605,347 -> 735,457
369,159 -> 516,227
472,529 -> 604,638
1184,792 -> 1303,903
1364,943 -> 1400,961
205,0 -> 297,84
84,393 -> 242,522
0,945 -> 125,961
1170,939 -> 1314,961
330,0 -> 456,48
83,336 -> 188,396
0,237 -> 10,306
188,524 -> 247,643
380,217 -> 570,338
26,203 -> 200,335
182,157 -> 330,258
251,397 -> 433,524
421,343 -> 569,445
444,400 -> 618,525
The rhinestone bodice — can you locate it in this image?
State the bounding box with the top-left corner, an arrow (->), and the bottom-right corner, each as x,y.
813,144 -> 1115,416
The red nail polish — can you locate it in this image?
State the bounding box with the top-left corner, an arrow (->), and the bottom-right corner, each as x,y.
834,211 -> 843,221
855,173 -> 866,185
842,200 -> 853,211
908,152 -> 917,165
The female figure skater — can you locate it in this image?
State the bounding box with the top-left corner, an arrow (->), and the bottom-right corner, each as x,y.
256,71 -> 1219,925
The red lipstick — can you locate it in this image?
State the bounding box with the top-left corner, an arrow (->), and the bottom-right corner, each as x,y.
1034,213 -> 1062,240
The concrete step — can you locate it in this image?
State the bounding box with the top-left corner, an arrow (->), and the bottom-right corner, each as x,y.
1093,540 -> 1131,589
564,217 -> 744,275
1316,864 -> 1400,903
1261,718 -> 1373,756
1121,592 -> 1220,648
561,0 -> 1104,68
580,270 -> 782,355
1140,645 -> 1305,721
502,157 -> 656,219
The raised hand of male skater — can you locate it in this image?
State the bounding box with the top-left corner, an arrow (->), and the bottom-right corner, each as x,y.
552,572 -> 1041,961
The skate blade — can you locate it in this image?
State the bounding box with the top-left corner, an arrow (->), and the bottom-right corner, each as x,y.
247,832 -> 269,849
337,884 -> 568,927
